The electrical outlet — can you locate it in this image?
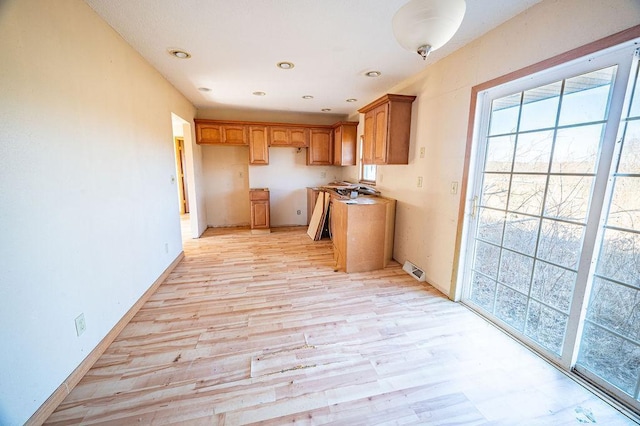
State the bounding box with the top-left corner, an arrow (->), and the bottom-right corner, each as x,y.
238,171 -> 243,178
296,210 -> 301,215
450,181 -> 459,194
420,147 -> 425,158
320,171 -> 326,178
417,176 -> 423,188
75,313 -> 86,336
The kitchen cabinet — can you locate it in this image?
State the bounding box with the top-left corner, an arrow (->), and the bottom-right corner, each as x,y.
358,94 -> 416,165
249,189 -> 270,234
332,121 -> 358,166
249,126 -> 269,165
307,128 -> 333,165
269,126 -> 308,147
331,196 -> 396,273
194,119 -> 248,145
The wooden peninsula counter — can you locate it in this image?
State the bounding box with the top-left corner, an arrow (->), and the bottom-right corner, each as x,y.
330,196 -> 396,273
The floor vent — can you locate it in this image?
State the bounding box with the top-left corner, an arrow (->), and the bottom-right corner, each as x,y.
402,261 -> 426,282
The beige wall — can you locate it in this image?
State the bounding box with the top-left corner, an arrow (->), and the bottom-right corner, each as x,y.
343,0 -> 640,296
0,0 -> 196,424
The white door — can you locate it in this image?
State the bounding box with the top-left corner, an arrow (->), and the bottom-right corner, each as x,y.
460,43 -> 639,411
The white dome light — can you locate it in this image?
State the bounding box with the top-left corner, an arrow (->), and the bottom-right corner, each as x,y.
392,0 -> 466,60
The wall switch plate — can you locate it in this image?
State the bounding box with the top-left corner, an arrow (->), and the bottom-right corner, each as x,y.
450,181 -> 459,194
164,242 -> 169,254
417,176 -> 423,188
75,313 -> 86,336
420,147 -> 425,158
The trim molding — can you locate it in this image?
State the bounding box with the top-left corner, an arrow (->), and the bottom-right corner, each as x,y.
26,252 -> 185,425
450,24 -> 640,301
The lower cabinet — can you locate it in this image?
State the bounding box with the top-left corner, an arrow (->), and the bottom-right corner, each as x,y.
249,189 -> 270,234
331,196 -> 396,273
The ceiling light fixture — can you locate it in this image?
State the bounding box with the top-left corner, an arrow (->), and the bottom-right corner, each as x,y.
277,61 -> 295,70
252,91 -> 266,96
392,0 -> 466,60
321,108 -> 332,112
365,71 -> 381,78
168,49 -> 191,59
302,95 -> 314,99
346,98 -> 357,103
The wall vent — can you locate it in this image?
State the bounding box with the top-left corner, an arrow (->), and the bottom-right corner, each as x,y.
402,261 -> 426,282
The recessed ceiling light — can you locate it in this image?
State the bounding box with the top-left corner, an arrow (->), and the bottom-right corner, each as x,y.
321,108 -> 332,112
302,95 -> 314,99
365,71 -> 381,77
253,91 -> 266,96
346,98 -> 357,102
277,62 -> 295,70
198,87 -> 212,92
168,49 -> 191,59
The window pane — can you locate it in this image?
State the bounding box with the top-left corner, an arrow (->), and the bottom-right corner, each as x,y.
508,175 -> 546,216
618,120 -> 640,174
498,250 -> 533,293
362,164 -> 376,182
489,93 -> 521,136
519,81 -> 561,131
470,272 -> 497,312
537,219 -> 584,269
551,124 -> 603,174
525,300 -> 567,355
481,173 -> 510,210
495,284 -> 528,331
578,322 -> 640,396
485,136 -> 515,172
473,240 -> 500,279
596,228 -> 640,288
559,67 -> 616,126
477,207 -> 505,245
513,130 -> 554,173
503,215 -> 539,256
544,175 -> 593,223
586,277 -> 640,342
608,177 -> 640,231
531,261 -> 576,313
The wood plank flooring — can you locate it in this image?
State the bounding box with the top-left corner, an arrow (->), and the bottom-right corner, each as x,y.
46,224 -> 636,425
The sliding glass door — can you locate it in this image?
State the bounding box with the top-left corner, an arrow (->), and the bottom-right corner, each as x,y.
461,43 -> 639,412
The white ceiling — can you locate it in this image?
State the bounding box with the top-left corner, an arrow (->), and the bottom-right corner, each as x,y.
86,0 -> 541,116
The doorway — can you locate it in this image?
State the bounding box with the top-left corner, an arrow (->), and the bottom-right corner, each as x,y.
460,42 -> 640,413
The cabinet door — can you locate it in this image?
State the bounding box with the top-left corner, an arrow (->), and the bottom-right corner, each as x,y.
333,123 -> 357,166
269,127 -> 289,146
373,104 -> 389,164
362,111 -> 375,164
290,128 -> 308,147
222,125 -> 247,145
196,123 -> 223,144
307,128 -> 332,165
249,126 -> 269,165
250,200 -> 270,229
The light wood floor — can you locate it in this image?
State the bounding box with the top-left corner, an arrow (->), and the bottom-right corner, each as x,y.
46,224 -> 636,425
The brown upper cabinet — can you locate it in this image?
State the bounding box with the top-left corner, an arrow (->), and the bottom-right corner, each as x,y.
269,126 -> 308,147
195,118 -> 359,167
358,94 -> 416,165
194,119 -> 248,145
332,121 -> 358,166
307,128 -> 333,166
248,126 -> 269,165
